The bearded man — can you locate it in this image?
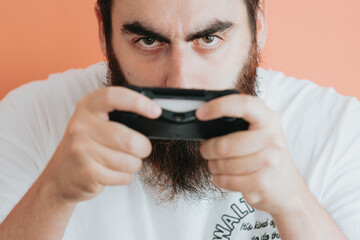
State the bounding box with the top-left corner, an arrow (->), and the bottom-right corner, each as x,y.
0,0 -> 359,239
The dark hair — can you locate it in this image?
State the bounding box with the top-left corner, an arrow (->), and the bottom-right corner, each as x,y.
97,0 -> 260,49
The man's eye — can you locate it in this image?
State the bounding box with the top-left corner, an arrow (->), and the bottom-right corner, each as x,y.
137,37 -> 160,48
202,35 -> 215,44
197,35 -> 221,47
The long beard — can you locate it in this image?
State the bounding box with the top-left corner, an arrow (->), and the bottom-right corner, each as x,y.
105,41 -> 259,204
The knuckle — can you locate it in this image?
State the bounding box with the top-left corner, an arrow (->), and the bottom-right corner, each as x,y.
213,160 -> 225,173
121,131 -> 151,158
67,122 -> 87,137
86,184 -> 102,195
264,149 -> 281,168
84,181 -> 102,195
207,161 -> 213,172
264,130 -> 285,150
214,175 -> 227,187
133,97 -> 146,112
123,133 -> 137,154
119,174 -> 134,185
78,164 -> 98,190
122,158 -> 142,173
272,138 -> 286,153
139,138 -> 153,158
121,159 -> 133,172
253,174 -> 269,192
208,161 -> 217,173
102,88 -> 115,106
82,161 -> 97,176
245,193 -> 262,205
269,137 -> 283,150
133,158 -> 143,172
216,101 -> 226,115
69,135 -> 89,156
214,138 -> 229,158
140,138 -> 153,158
199,143 -> 207,158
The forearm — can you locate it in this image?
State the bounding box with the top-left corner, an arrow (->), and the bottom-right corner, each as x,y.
272,190 -> 346,240
0,171 -> 76,240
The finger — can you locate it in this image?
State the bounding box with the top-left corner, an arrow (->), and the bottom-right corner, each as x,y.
200,128 -> 266,159
89,140 -> 143,174
212,172 -> 272,206
208,148 -> 280,175
95,162 -> 135,186
85,115 -> 153,158
212,172 -> 258,194
82,86 -> 162,120
196,94 -> 276,130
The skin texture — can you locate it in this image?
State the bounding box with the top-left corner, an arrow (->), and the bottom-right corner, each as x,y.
0,0 -> 346,239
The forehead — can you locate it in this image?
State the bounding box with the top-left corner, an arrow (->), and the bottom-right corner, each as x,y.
112,0 -> 249,36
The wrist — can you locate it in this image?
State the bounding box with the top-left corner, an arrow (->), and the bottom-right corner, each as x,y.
36,167 -> 77,210
269,171 -> 313,217
270,188 -> 346,240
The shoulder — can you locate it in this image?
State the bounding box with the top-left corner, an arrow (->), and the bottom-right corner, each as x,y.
258,68 -> 360,184
30,61 -> 107,103
1,61 -> 107,128
3,61 -> 107,106
0,62 -> 108,162
257,68 -> 360,122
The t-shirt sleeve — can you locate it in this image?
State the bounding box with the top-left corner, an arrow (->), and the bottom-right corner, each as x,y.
0,63 -> 104,224
319,97 -> 360,239
0,84 -> 51,223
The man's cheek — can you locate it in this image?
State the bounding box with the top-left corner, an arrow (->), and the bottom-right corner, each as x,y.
121,63 -> 163,87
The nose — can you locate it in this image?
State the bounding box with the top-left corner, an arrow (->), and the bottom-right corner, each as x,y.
165,45 -> 195,89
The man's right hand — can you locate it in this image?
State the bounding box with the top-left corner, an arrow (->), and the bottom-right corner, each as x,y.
40,86 -> 162,204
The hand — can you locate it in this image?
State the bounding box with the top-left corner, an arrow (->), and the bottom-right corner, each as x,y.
40,87 -> 162,204
196,94 -> 308,216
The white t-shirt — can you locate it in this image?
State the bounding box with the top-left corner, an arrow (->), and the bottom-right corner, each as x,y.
0,62 -> 359,240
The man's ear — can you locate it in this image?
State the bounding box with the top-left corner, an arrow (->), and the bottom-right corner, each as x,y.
257,0 -> 268,52
94,3 -> 107,57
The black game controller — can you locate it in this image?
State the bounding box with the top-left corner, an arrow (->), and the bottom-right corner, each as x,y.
108,85 -> 249,140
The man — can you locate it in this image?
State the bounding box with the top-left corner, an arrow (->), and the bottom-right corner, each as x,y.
0,0 -> 359,239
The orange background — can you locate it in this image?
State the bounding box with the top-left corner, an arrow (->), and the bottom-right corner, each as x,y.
1,0 -> 359,100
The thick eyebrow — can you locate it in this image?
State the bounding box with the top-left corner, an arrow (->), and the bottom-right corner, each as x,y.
122,21 -> 170,43
121,20 -> 234,43
185,20 -> 234,42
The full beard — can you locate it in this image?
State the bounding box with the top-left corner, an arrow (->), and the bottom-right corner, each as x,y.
104,41 -> 260,204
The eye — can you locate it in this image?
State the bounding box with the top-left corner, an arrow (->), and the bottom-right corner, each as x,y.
136,37 -> 162,48
195,35 -> 222,48
202,35 -> 216,44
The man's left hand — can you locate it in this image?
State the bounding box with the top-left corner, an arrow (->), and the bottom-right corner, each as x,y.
196,94 -> 309,216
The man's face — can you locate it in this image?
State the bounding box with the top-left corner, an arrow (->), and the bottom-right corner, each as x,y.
104,0 -> 259,203
109,0 -> 254,90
